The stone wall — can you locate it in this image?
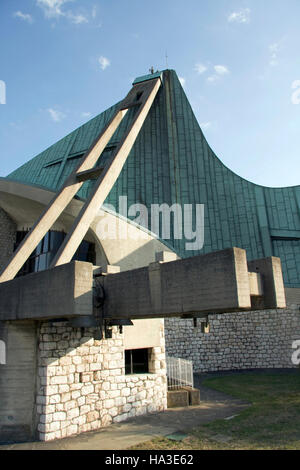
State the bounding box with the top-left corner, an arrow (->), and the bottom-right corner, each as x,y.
36,321 -> 167,442
0,208 -> 16,272
165,304 -> 300,372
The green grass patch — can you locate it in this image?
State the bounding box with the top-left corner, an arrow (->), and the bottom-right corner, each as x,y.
130,372 -> 300,450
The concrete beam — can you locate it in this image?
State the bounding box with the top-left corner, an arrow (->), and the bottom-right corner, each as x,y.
0,249 -> 286,323
0,321 -> 37,442
0,109 -> 127,283
0,261 -> 93,321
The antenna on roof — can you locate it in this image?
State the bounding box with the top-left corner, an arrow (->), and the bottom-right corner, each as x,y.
165,51 -> 168,69
149,66 -> 154,74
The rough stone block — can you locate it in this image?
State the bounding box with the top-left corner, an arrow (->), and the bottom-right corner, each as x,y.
167,390 -> 189,408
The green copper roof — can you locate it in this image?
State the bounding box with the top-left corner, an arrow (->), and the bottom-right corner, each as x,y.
133,71 -> 163,84
7,70 -> 300,288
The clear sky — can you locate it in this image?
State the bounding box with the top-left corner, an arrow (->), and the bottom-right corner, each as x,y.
0,0 -> 300,188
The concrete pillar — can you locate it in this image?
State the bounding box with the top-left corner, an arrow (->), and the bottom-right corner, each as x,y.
0,321 -> 37,443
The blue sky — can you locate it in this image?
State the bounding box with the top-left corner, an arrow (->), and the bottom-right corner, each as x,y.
0,0 -> 300,187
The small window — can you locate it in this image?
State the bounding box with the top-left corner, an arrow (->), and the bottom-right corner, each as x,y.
136,91 -> 143,101
125,348 -> 149,375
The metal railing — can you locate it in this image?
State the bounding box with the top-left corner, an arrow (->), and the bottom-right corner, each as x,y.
166,356 -> 194,390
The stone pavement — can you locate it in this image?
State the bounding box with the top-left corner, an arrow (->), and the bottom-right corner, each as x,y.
0,372 -> 249,450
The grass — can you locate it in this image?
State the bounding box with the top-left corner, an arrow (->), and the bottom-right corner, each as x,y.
129,371 -> 300,450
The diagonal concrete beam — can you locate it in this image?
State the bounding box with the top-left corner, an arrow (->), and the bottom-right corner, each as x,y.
0,76 -> 163,282
50,77 -> 162,268
0,109 -> 127,283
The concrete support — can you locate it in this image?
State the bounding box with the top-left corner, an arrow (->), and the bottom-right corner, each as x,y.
0,321 -> 37,443
100,248 -> 286,320
0,261 -> 93,322
0,110 -> 127,283
0,250 -> 286,323
51,78 -> 161,268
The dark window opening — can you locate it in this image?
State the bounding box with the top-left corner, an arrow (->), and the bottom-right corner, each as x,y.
125,348 -> 149,375
15,230 -> 96,277
136,91 -> 143,101
73,239 -> 96,264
